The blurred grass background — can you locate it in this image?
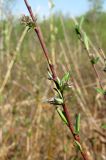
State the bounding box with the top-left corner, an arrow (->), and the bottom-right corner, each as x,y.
0,0 -> 106,160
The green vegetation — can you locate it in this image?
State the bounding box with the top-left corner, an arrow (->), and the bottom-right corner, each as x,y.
0,0 -> 106,159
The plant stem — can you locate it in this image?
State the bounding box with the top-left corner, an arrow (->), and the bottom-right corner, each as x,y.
74,19 -> 104,91
63,104 -> 88,160
82,38 -> 103,90
24,1 -> 89,159
24,0 -> 56,81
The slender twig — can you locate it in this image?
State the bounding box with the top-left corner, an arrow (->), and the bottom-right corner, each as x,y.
73,18 -> 104,91
23,1 -> 89,160
81,37 -> 103,90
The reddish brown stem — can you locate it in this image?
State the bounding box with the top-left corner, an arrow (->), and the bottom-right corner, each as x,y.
63,104 -> 89,160
35,28 -> 57,80
24,1 -> 90,160
24,0 -> 56,80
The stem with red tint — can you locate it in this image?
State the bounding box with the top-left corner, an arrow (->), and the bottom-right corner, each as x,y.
24,1 -> 90,159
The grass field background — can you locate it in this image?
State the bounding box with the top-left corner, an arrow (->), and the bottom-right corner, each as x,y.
0,1 -> 106,159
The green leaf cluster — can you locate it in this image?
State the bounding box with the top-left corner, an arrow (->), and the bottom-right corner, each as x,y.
55,72 -> 71,94
46,71 -> 71,106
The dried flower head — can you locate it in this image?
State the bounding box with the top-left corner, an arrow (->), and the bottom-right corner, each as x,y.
21,15 -> 37,31
21,15 -> 31,24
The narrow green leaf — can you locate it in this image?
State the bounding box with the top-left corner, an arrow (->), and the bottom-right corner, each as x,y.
83,32 -> 89,50
75,140 -> 82,151
75,114 -> 80,134
57,108 -> 68,125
